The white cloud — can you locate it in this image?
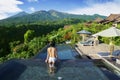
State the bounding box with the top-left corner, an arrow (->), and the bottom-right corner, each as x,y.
0,13 -> 8,19
0,0 -> 23,20
27,0 -> 38,2
66,1 -> 120,16
29,7 -> 35,12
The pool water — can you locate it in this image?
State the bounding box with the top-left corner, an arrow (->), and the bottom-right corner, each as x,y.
0,44 -> 120,80
34,44 -> 80,60
34,44 -> 120,79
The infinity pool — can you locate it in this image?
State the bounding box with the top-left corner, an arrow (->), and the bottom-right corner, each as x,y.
34,44 -> 80,60
0,44 -> 120,80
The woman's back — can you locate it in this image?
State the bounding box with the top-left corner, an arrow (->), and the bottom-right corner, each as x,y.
47,47 -> 57,58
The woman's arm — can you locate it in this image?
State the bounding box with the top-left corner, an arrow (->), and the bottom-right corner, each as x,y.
55,48 -> 59,59
45,49 -> 49,63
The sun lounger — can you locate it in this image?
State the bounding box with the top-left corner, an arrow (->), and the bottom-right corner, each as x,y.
112,50 -> 120,57
98,50 -> 120,60
79,40 -> 93,46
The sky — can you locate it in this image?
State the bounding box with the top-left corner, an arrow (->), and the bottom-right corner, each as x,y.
0,0 -> 120,20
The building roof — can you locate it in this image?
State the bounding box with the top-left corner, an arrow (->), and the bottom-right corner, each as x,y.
106,14 -> 120,21
94,17 -> 104,22
101,14 -> 120,23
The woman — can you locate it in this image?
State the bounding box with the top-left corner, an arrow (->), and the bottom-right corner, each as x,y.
45,41 -> 58,73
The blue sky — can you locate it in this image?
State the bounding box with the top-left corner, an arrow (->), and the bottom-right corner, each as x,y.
0,0 -> 120,20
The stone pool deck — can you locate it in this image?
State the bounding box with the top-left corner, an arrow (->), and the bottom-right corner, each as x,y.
76,43 -> 120,71
76,43 -> 120,59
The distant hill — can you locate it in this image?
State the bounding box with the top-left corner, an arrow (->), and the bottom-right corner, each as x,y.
11,11 -> 29,18
0,10 -> 106,26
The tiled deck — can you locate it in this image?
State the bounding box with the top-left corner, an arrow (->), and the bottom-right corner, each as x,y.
76,43 -> 120,59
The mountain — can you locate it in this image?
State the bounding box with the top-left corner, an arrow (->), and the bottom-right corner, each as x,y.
0,10 -> 106,26
11,11 -> 29,18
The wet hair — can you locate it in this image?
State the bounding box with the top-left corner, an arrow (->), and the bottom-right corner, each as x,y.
49,41 -> 55,47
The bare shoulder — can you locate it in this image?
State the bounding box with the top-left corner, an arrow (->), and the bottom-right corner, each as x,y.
52,47 -> 56,50
47,47 -> 51,51
48,47 -> 56,51
47,47 -> 50,49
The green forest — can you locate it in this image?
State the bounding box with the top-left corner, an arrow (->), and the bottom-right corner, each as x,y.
0,18 -> 120,63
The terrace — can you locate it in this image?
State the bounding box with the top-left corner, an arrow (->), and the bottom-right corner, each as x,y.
0,44 -> 120,80
76,43 -> 120,76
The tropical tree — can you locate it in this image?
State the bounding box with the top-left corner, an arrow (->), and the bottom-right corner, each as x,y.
24,30 -> 35,44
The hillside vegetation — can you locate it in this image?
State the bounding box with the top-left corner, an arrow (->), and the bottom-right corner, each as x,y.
1,10 -> 120,63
